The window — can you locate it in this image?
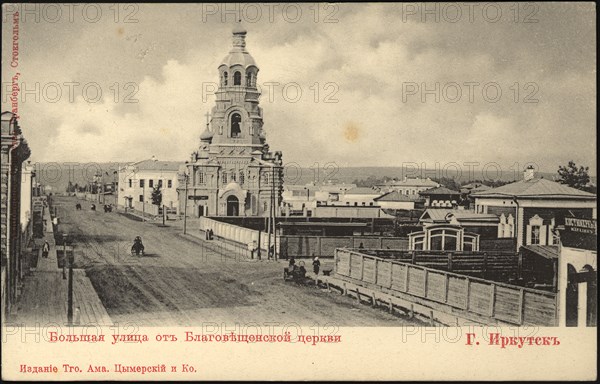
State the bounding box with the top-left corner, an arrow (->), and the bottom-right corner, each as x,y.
149,179 -> 154,188
239,170 -> 245,185
139,195 -> 144,202
198,172 -> 204,184
223,72 -> 228,86
263,173 -> 269,184
167,180 -> 172,188
234,71 -> 242,85
531,225 -> 541,245
140,179 -> 145,188
128,179 -> 132,188
231,113 -> 242,137
222,172 -> 228,184
246,72 -> 253,87
231,171 -> 236,182
158,179 -> 163,188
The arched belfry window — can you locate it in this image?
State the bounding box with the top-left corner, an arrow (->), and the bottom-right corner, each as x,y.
223,72 -> 228,86
231,113 -> 242,138
246,72 -> 253,87
234,71 -> 242,86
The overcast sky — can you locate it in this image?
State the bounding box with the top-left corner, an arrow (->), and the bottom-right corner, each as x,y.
2,3 -> 596,175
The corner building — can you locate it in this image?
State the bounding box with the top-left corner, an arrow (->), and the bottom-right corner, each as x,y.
179,25 -> 283,217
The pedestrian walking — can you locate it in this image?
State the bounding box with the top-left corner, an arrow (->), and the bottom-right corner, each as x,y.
42,241 -> 50,258
312,256 -> 320,275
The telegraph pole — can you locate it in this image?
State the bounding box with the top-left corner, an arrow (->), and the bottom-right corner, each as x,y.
67,240 -> 74,326
183,172 -> 189,234
62,233 -> 67,279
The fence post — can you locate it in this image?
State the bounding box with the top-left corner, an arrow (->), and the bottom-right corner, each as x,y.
411,251 -> 416,265
464,277 -> 470,310
518,288 -> 524,325
389,261 -> 393,288
423,269 -> 429,298
348,251 -> 352,276
374,258 -> 379,285
447,252 -> 453,272
444,274 -> 449,303
483,252 -> 488,279
360,254 -> 365,281
489,283 -> 496,317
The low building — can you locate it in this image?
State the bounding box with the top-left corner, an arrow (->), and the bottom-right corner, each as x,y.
408,224 -> 480,251
374,190 -> 424,211
118,158 -> 182,215
418,208 -> 500,238
377,177 -> 439,195
419,186 -> 462,208
472,167 -> 597,249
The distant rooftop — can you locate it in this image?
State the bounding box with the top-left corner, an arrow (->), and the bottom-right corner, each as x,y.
125,159 -> 182,172
472,178 -> 596,199
378,177 -> 439,187
419,186 -> 461,196
375,190 -> 424,202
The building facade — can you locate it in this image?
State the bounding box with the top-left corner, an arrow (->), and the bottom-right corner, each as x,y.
179,25 -> 283,218
1,111 -> 31,320
118,158 -> 182,214
377,177 -> 439,195
473,168 -> 597,249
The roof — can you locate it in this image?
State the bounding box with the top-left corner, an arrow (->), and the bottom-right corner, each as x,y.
374,190 -> 423,202
420,209 -> 499,223
379,178 -> 439,188
472,178 -> 596,199
345,187 -> 382,195
419,186 -> 461,196
130,159 -> 182,172
521,245 -> 560,260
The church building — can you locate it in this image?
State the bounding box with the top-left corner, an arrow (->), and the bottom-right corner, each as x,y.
178,24 -> 283,217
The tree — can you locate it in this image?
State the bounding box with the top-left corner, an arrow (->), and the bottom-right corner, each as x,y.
151,185 -> 162,206
557,161 -> 591,191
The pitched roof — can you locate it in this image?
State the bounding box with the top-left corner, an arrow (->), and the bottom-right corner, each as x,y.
345,187 -> 382,195
374,190 -> 423,202
419,186 -> 461,196
521,245 -> 560,260
378,178 -> 439,187
131,159 -> 182,172
472,178 -> 596,199
420,209 -> 499,223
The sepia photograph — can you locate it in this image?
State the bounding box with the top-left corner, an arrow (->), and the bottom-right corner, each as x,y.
1,2 -> 597,381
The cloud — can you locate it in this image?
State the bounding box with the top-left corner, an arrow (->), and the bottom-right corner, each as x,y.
1,3 -> 596,174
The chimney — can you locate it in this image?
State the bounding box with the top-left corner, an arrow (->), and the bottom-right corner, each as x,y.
523,165 -> 535,181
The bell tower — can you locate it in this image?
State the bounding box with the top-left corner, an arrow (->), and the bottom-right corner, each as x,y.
181,23 -> 283,218
210,22 -> 265,147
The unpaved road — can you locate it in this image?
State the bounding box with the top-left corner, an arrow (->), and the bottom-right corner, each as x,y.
54,196 -> 421,326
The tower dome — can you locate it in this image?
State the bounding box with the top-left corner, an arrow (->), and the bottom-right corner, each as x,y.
200,124 -> 214,141
220,22 -> 257,69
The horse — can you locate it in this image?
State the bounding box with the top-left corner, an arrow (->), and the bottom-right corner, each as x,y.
75,203 -> 82,210
131,237 -> 144,256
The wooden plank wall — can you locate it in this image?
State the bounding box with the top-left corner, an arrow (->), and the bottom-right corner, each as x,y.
335,249 -> 557,326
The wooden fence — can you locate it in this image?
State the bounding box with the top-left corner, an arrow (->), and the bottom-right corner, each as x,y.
280,236 -> 408,259
334,249 -> 557,326
357,249 -> 518,281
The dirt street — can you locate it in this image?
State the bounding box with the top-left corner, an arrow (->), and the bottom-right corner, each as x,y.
53,196 -> 421,326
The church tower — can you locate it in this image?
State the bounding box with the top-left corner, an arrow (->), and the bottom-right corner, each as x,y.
180,24 -> 283,218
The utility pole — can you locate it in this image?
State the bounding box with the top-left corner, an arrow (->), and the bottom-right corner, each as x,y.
162,204 -> 166,226
272,165 -> 277,261
62,233 -> 67,279
183,172 -> 189,234
67,239 -> 74,326
142,184 -> 145,222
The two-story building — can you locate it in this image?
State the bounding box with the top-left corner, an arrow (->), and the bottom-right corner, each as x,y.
118,158 -> 182,214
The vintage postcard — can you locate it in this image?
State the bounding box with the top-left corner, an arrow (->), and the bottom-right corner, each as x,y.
1,2 -> 597,381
